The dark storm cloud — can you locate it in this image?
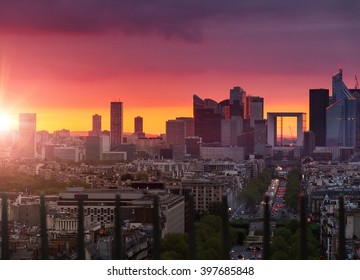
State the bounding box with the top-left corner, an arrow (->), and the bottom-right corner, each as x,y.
0,0 -> 359,41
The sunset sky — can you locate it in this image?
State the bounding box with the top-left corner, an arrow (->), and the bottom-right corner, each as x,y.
0,0 -> 359,135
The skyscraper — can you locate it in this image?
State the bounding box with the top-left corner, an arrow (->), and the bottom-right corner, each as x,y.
110,101 -> 123,150
85,136 -> 103,161
91,114 -> 102,136
303,131 -> 316,157
246,96 -> 264,127
18,113 -> 36,159
254,119 -> 267,157
326,70 -> 356,147
134,116 -> 143,134
176,117 -> 195,137
229,86 -> 246,118
194,108 -> 221,143
309,89 -> 329,147
350,89 -> 360,152
193,95 -> 221,144
166,119 -> 186,145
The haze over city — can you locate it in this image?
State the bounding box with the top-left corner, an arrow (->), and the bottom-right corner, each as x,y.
0,0 -> 359,134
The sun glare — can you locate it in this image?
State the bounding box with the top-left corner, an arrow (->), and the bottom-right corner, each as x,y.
0,113 -> 11,131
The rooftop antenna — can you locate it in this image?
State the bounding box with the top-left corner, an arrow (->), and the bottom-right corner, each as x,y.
355,75 -> 359,90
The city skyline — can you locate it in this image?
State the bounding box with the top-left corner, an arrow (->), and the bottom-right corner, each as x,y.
0,1 -> 359,134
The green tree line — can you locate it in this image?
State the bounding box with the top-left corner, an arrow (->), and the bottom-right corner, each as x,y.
271,220 -> 321,259
238,168 -> 273,211
161,215 -> 245,260
283,168 -> 302,211
0,167 -> 75,194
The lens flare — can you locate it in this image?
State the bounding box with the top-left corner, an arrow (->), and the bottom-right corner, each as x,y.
0,113 -> 11,131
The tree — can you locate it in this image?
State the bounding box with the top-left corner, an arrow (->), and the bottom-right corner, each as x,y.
161,233 -> 189,260
270,220 -> 321,259
238,168 -> 273,210
120,173 -> 134,181
136,172 -> 149,181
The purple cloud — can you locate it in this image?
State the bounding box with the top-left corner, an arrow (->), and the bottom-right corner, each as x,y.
0,0 -> 358,42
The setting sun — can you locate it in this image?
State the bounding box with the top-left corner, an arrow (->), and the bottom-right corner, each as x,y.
0,113 -> 12,131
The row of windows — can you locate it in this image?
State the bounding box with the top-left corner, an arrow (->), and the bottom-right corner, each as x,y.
60,207 -> 115,215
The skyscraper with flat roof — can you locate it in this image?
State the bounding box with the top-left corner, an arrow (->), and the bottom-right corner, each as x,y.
110,101 -> 123,150
18,113 -> 36,159
85,136 -> 103,161
134,116 -> 143,134
246,96 -> 264,127
229,86 -> 246,118
309,89 -> 329,147
91,114 -> 102,136
166,119 -> 186,145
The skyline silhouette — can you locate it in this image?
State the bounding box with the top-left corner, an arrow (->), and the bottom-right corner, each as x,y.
0,1 -> 358,134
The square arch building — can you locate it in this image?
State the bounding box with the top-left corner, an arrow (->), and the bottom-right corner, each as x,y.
267,112 -> 306,147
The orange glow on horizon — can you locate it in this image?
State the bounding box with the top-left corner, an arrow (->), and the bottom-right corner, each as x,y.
25,106 -> 194,135
6,102 -> 307,136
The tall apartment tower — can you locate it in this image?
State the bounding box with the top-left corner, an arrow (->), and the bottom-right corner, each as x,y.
91,114 -> 102,136
134,116 -> 143,134
309,89 -> 329,147
110,101 -> 123,150
18,113 -> 36,159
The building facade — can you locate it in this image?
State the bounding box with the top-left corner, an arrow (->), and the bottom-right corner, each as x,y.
326,70 -> 357,148
110,102 -> 123,150
91,114 -> 102,137
309,89 -> 329,147
18,113 -> 37,159
134,116 -> 143,134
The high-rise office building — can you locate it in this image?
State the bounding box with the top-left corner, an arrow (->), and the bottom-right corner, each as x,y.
91,114 -> 102,137
221,116 -> 243,146
166,119 -> 186,145
350,89 -> 360,152
194,109 -> 221,144
229,86 -> 246,118
303,131 -> 316,157
246,96 -> 264,127
110,101 -> 123,150
85,136 -> 103,161
326,70 -> 356,147
18,113 -> 36,159
193,95 -> 221,144
134,116 -> 143,134
309,89 -> 329,147
185,136 -> 201,158
176,117 -> 195,137
332,69 -> 353,102
254,119 -> 267,157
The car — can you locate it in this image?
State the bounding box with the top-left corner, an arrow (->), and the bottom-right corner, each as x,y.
238,254 -> 245,260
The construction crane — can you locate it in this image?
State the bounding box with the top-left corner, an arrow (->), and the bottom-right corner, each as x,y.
289,125 -> 295,146
289,125 -> 293,139
355,75 -> 359,90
